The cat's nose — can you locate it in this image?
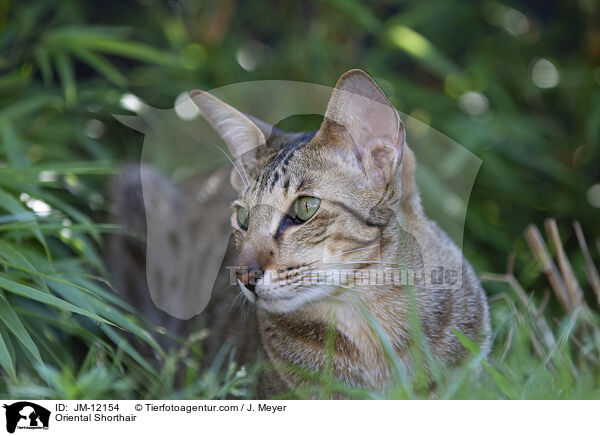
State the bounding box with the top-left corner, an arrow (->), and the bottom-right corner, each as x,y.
237,268 -> 264,294
236,240 -> 277,294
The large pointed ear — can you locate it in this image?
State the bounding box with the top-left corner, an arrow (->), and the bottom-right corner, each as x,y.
321,69 -> 405,185
190,90 -> 267,190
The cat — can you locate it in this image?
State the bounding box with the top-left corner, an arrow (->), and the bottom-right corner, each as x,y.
107,69 -> 491,398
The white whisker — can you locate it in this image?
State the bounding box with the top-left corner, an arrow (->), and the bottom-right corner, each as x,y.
323,244 -> 379,261
230,290 -> 244,312
211,142 -> 249,189
317,260 -> 411,267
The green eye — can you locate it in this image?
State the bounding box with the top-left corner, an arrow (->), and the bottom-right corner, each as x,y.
237,206 -> 249,230
293,196 -> 321,221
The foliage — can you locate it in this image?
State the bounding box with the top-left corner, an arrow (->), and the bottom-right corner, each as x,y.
0,0 -> 599,398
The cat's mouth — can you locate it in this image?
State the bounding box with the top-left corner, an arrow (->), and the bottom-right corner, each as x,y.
237,279 -> 257,303
237,278 -> 314,314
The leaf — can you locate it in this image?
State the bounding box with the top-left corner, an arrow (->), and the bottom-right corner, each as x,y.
0,239 -> 50,292
454,329 -> 516,399
77,38 -> 180,66
0,94 -> 59,123
70,48 -> 127,87
0,276 -> 114,327
0,72 -> 30,92
47,278 -> 163,356
101,325 -> 158,375
0,121 -> 28,166
47,25 -> 131,41
0,180 -> 101,243
70,234 -> 106,275
98,305 -> 164,356
0,187 -> 48,253
54,51 -> 77,106
0,323 -> 17,379
323,0 -> 380,32
68,276 -> 136,313
0,160 -> 115,176
34,47 -> 54,85
481,361 -> 516,399
387,25 -> 458,77
0,290 -> 42,363
453,329 -> 481,355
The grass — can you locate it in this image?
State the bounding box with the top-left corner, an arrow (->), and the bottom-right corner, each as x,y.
0,0 -> 599,400
2,199 -> 599,399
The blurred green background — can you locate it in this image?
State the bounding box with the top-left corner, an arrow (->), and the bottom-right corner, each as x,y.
0,0 -> 599,399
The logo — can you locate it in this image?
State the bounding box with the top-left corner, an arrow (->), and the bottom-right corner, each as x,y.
3,402 -> 50,433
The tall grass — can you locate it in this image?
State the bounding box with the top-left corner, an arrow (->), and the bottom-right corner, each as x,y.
0,0 -> 599,399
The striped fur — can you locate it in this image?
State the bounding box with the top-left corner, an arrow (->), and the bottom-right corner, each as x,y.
190,70 -> 491,396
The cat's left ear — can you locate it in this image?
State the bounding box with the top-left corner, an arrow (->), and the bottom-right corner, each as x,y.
321,69 -> 405,184
190,90 -> 267,190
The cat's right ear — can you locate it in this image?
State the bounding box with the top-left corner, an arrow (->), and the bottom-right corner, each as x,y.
190,90 -> 266,191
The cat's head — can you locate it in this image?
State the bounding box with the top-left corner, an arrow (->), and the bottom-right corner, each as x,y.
191,69 -> 415,313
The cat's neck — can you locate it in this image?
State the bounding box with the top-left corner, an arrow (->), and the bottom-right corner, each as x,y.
256,257 -> 413,391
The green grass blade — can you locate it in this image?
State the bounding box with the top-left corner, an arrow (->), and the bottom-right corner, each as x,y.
0,290 -> 43,363
0,121 -> 28,166
78,38 -> 179,65
0,322 -> 17,379
0,95 -> 59,122
387,25 -> 458,77
34,47 -> 54,85
0,240 -> 50,292
0,276 -> 114,327
70,48 -> 127,87
101,325 -> 158,376
54,51 -> 77,106
0,187 -> 48,254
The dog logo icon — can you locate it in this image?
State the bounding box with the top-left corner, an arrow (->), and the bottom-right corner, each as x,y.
3,402 -> 50,433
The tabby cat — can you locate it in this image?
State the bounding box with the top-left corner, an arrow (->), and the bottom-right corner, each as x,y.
107,69 -> 490,398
